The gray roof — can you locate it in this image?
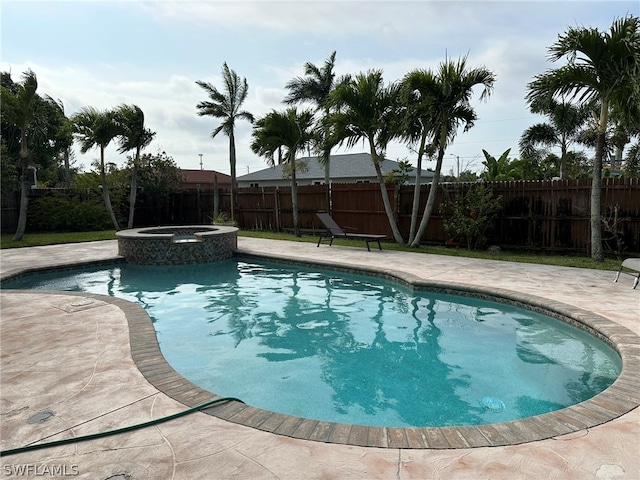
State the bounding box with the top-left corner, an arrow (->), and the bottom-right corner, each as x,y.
238,153 -> 431,181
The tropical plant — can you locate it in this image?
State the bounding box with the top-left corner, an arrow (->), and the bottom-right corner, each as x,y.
325,70 -> 405,244
1,70 -> 38,240
385,159 -> 414,185
0,70 -> 38,202
72,106 -> 121,230
284,51 -> 341,188
519,98 -> 591,179
480,149 -> 523,181
250,107 -> 316,237
136,150 -> 183,225
114,104 -> 156,228
196,63 -> 254,221
526,15 -> 640,260
1,70 -> 72,240
41,98 -> 76,188
441,184 -> 503,250
406,57 -> 496,247
609,101 -> 640,175
0,141 -> 18,196
457,170 -> 478,182
398,69 -> 438,244
622,142 -> 640,177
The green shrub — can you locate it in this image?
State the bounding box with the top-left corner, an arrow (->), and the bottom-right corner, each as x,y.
28,192 -> 112,232
441,184 -> 503,250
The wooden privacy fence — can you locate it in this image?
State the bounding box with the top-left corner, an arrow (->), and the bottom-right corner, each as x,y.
235,178 -> 640,256
3,178 -> 638,255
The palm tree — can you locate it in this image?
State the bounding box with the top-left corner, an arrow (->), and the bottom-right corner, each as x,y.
519,98 -> 590,179
409,57 -> 496,248
622,142 -> 640,176
1,70 -> 39,241
46,98 -> 75,189
196,63 -> 254,221
72,106 -> 121,230
608,102 -> 640,174
526,16 -> 640,260
114,104 -> 156,228
399,70 -> 440,244
284,51 -> 338,188
250,107 -> 315,237
325,70 -> 405,244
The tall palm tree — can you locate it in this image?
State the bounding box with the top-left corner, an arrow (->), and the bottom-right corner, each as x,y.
325,70 -> 405,244
519,98 -> 590,179
399,70 -> 439,244
284,51 -> 338,188
72,106 -> 121,230
250,107 -> 315,237
114,104 -> 156,228
408,57 -> 496,247
196,63 -> 254,221
526,15 -> 640,261
1,70 -> 39,241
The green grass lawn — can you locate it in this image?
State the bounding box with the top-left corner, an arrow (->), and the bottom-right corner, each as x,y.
1,229 -> 623,271
0,230 -> 118,249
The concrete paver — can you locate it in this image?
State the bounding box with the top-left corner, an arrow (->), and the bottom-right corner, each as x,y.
1,239 -> 638,479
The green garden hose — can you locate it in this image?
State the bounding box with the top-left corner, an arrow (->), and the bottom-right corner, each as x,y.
0,396 -> 244,457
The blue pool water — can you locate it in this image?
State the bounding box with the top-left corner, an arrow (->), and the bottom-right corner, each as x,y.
3,259 -> 621,428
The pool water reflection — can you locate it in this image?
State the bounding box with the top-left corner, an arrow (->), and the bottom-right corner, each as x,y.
3,259 -> 621,427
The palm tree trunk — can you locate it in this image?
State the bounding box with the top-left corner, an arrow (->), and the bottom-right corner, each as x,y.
100,148 -> 120,231
408,132 -> 428,244
213,174 -> 220,220
324,161 -> 331,214
590,101 -> 608,261
410,147 -> 445,247
370,142 -> 404,244
127,147 -> 140,229
64,147 -> 71,189
322,109 -> 332,213
12,144 -> 30,241
559,133 -> 567,179
291,156 -> 300,237
229,131 -> 237,221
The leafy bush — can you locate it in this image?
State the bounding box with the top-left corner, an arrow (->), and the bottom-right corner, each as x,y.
28,192 -> 112,231
441,184 -> 503,250
210,212 -> 237,226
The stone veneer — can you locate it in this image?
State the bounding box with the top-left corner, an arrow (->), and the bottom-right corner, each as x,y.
116,225 -> 237,265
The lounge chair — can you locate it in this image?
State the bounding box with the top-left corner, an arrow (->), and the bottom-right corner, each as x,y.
316,212 -> 386,252
614,258 -> 640,289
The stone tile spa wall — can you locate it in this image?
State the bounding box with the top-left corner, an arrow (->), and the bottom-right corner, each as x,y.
116,225 -> 238,265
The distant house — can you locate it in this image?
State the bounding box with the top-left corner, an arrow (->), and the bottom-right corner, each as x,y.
180,169 -> 231,191
237,153 -> 434,188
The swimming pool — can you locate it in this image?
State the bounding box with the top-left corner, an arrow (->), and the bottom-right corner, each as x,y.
3,258 -> 622,429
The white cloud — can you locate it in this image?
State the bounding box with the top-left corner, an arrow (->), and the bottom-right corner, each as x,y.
138,1 -> 452,37
3,0 -> 633,176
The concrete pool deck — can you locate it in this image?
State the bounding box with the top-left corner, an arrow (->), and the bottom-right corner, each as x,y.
1,238 -> 638,479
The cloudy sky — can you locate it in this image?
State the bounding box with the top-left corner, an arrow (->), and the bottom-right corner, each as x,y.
2,0 -> 637,177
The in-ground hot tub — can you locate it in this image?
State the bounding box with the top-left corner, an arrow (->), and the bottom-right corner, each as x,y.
116,225 -> 238,265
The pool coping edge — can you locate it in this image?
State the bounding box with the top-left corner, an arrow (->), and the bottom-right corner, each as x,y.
2,252 -> 639,449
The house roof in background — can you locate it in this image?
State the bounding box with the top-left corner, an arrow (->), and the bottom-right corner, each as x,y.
237,153 -> 431,182
181,169 -> 231,184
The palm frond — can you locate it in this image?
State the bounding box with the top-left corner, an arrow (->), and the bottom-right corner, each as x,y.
284,51 -> 337,110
